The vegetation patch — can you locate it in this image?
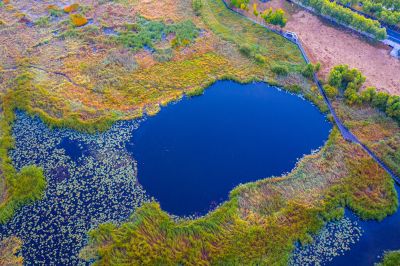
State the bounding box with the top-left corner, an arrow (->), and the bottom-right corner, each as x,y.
0,236 -> 23,265
376,250 -> 400,266
114,17 -> 199,51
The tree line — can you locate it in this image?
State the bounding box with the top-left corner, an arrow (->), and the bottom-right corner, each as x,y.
297,0 -> 387,39
325,65 -> 400,123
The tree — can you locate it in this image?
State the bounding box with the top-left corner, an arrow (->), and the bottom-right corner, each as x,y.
323,84 -> 339,98
372,91 -> 389,110
360,87 -> 376,102
253,3 -> 259,17
261,8 -> 287,27
302,63 -> 321,79
231,0 -> 250,9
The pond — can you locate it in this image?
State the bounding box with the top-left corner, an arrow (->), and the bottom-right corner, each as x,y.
0,80 -> 334,264
130,80 -> 332,215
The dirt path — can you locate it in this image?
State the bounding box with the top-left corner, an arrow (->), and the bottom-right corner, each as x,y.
248,0 -> 400,95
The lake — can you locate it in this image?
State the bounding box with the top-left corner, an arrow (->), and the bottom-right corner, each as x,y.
130,80 -> 332,215
0,80 -> 334,264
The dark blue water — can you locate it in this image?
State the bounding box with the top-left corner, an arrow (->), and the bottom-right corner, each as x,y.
130,80 -> 332,216
328,185 -> 400,266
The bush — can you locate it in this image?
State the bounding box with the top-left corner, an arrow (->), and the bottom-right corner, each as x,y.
230,0 -> 250,9
302,63 -> 320,79
192,0 -> 202,16
328,65 -> 365,93
70,14 -> 88,27
254,53 -> 266,63
271,65 -> 289,75
239,44 -> 252,57
323,84 -> 339,98
261,8 -> 287,27
63,3 -> 79,13
372,91 -> 389,110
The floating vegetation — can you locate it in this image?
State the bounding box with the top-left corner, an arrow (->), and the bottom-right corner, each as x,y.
290,217 -> 363,265
0,112 -> 149,265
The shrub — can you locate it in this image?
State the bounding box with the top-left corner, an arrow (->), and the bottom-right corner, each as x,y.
271,65 -> 289,75
323,84 -> 339,98
63,3 -> 79,13
253,3 -> 259,16
328,65 -> 365,92
35,16 -> 50,27
254,53 -> 266,63
154,48 -> 173,62
261,8 -> 287,27
372,91 -> 389,110
230,0 -> 250,9
70,14 -> 88,27
302,63 -> 320,79
239,44 -> 252,57
47,5 -> 63,17
192,0 -> 202,16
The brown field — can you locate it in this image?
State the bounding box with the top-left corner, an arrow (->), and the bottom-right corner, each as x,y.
243,0 -> 400,95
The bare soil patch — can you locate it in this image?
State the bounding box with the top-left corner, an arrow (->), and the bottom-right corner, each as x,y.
248,0 -> 400,95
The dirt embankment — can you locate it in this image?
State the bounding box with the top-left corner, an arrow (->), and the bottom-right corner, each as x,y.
247,0 -> 400,95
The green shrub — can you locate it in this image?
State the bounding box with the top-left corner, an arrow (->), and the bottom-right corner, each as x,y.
261,8 -> 287,27
323,84 -> 339,98
271,65 -> 289,75
302,63 -> 320,79
192,0 -> 203,15
115,17 -> 199,51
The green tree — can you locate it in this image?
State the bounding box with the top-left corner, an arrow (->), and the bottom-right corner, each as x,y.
261,8 -> 287,27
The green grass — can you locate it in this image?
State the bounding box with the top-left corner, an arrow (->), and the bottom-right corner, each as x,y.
0,79 -> 47,223
376,250 -> 400,266
200,0 -> 304,72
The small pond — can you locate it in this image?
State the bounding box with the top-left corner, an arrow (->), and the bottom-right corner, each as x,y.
130,80 -> 332,215
0,80 -> 335,264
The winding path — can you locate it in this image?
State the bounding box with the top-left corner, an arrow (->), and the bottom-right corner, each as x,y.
222,0 -> 400,184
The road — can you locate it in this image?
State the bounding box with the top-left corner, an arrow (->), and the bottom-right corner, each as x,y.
388,29 -> 400,44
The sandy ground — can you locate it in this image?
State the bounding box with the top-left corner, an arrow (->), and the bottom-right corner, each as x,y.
246,0 -> 400,95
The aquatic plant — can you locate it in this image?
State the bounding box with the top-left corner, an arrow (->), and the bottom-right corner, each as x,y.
290,217 -> 362,265
0,112 -> 149,264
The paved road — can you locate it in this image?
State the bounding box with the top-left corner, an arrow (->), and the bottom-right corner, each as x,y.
388,29 -> 400,44
222,0 -> 400,184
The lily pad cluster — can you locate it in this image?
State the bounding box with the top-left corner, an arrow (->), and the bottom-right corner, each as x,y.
290,217 -> 362,265
0,112 -> 149,265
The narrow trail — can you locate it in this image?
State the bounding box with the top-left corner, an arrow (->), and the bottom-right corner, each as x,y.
2,65 -> 85,88
222,0 -> 400,184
